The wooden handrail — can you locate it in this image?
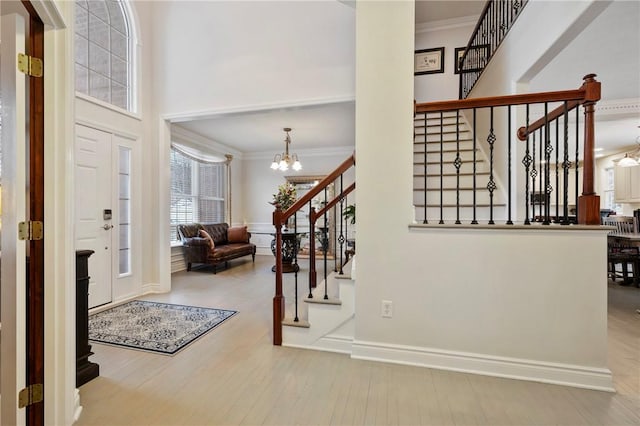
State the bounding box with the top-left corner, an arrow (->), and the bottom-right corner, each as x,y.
314,182 -> 356,220
517,74 -> 600,141
276,153 -> 355,225
517,100 -> 580,141
415,88 -> 586,113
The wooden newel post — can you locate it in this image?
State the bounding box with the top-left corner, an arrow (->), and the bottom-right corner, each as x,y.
578,73 -> 601,225
273,208 -> 284,345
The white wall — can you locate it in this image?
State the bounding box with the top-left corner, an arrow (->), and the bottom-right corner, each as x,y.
414,18 -> 475,102
151,0 -> 355,115
354,0 -> 612,390
242,148 -> 355,252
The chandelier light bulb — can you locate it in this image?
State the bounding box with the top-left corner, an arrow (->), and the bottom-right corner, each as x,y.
292,160 -> 302,171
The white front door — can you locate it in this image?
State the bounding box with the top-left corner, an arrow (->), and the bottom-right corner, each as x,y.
75,124 -> 113,308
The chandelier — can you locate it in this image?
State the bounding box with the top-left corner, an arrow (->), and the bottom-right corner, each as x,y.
618,131 -> 640,168
270,127 -> 302,171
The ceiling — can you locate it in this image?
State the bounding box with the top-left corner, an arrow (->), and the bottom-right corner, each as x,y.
173,101 -> 355,155
174,1 -> 638,159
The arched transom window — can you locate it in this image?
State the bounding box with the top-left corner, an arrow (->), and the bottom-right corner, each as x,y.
75,0 -> 134,111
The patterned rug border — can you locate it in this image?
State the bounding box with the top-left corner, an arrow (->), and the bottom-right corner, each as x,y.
89,300 -> 238,356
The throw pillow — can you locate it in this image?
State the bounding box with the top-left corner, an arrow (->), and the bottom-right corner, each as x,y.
227,226 -> 249,243
199,229 -> 215,250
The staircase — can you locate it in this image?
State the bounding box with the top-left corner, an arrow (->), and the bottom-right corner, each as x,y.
413,112 -> 506,224
282,260 -> 355,353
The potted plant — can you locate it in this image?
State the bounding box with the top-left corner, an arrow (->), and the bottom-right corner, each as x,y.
269,182 -> 297,211
343,204 -> 355,225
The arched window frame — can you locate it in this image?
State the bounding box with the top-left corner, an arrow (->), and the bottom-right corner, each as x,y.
74,0 -> 139,114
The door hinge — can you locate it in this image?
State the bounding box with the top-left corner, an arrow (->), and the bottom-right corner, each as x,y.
17,53 -> 43,77
18,221 -> 44,241
18,384 -> 43,408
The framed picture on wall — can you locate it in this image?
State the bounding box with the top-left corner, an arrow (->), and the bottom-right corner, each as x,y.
414,47 -> 445,75
454,45 -> 489,74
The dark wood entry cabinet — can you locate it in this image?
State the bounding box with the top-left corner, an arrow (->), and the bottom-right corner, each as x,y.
76,250 -> 99,387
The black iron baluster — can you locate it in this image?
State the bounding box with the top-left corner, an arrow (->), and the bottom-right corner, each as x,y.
523,103 -> 532,225
308,200 -> 314,299
507,105 -> 513,224
562,102 -> 570,224
531,130 -> 537,223
538,128 -> 543,222
472,108 -> 478,224
293,211 -> 299,322
440,111 -> 444,224
343,193 -> 348,269
455,110 -> 462,224
543,102 -> 552,225
554,118 -> 560,223
338,175 -> 345,276
423,112 -> 428,224
575,106 -> 579,221
487,107 -> 496,224
323,187 -> 328,299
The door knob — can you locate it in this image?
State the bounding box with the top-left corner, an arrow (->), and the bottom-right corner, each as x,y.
103,224 -> 114,230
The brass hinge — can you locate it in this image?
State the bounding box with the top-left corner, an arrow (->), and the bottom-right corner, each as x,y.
18,221 -> 44,241
17,53 -> 43,77
18,384 -> 43,408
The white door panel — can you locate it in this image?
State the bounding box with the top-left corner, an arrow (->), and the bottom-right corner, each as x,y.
1,12 -> 28,426
75,124 -> 113,308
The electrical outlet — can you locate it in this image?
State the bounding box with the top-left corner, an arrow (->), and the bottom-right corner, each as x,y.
381,300 -> 393,318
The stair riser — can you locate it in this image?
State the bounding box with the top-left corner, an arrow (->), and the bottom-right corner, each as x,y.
414,116 -> 463,126
414,150 -> 480,163
413,174 -> 490,188
414,206 -> 509,224
414,133 -> 472,143
414,140 -> 474,151
413,190 -> 502,206
413,162 -> 488,175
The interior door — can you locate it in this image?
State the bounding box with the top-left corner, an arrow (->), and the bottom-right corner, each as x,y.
1,10 -> 28,426
75,124 -> 113,308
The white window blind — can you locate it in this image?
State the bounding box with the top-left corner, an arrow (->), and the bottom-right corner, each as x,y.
170,146 -> 226,241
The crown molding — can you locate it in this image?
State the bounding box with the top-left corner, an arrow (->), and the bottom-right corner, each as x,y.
595,98 -> 640,118
171,125 -> 243,159
415,15 -> 478,34
243,146 -> 354,161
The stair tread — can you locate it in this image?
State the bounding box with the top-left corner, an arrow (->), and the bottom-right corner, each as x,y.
305,297 -> 342,305
414,187 -> 492,192
282,318 -> 311,328
413,139 -> 474,144
414,159 -> 485,165
415,203 -> 507,207
414,148 -> 477,154
414,172 -> 490,177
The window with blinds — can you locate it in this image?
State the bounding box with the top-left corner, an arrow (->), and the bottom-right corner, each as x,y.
170,147 -> 226,241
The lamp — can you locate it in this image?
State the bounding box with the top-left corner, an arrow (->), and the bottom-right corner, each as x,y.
270,127 -> 302,171
618,133 -> 640,168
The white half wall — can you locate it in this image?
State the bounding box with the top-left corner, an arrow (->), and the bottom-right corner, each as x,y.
355,0 -> 612,391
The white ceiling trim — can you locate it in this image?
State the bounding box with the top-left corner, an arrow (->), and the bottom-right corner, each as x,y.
595,98 -> 640,119
415,15 -> 478,34
31,0 -> 66,29
243,146 -> 354,161
171,125 -> 243,159
166,95 -> 356,124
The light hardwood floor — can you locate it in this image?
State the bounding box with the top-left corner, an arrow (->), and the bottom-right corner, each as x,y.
76,255 -> 640,425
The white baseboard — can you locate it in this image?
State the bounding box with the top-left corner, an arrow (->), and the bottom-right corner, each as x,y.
284,334 -> 353,355
74,388 -> 83,422
142,282 -> 164,294
351,340 -> 614,392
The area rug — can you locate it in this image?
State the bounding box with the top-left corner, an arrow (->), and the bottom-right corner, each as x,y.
89,300 -> 237,355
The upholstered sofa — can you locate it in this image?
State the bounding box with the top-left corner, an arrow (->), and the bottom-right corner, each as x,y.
177,223 -> 256,273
